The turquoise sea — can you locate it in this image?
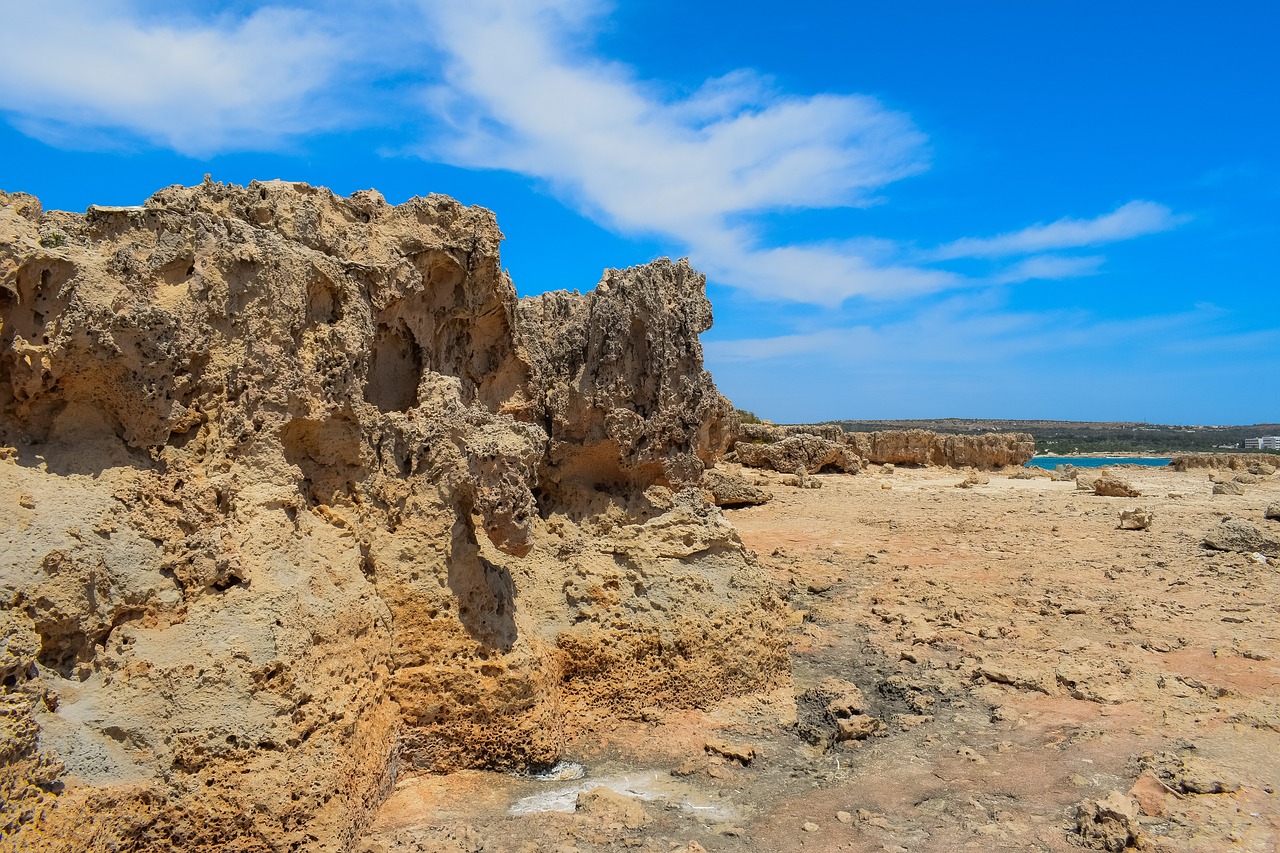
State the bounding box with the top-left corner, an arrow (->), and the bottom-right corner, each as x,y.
1026,456 -> 1172,470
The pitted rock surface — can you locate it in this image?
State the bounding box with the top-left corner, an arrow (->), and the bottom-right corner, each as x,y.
0,182 -> 786,852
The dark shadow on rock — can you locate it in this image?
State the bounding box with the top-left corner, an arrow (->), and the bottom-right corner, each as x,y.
447,519 -> 518,651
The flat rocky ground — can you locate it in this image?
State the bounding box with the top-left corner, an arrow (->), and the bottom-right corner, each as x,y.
361,465 -> 1280,853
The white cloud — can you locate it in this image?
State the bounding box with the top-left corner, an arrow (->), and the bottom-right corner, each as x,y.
0,0 -> 1187,307
411,0 -> 946,306
699,233 -> 962,304
705,298 -> 1254,371
933,201 -> 1186,260
990,254 -> 1105,284
0,1 -> 352,155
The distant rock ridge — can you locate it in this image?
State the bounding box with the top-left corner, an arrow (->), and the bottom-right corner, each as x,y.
731,423 -> 1034,472
0,180 -> 785,851
1171,453 -> 1278,474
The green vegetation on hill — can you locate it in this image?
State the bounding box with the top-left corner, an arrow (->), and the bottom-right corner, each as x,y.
825,419 -> 1280,455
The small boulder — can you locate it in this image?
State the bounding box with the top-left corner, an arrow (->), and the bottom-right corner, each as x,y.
1234,472 -> 1261,485
704,737 -> 755,765
1265,502 -> 1279,521
1118,508 -> 1153,531
835,714 -> 882,741
701,469 -> 773,508
1074,791 -> 1141,851
797,677 -> 879,747
1213,481 -> 1244,496
1094,475 -> 1140,498
1203,518 -> 1280,557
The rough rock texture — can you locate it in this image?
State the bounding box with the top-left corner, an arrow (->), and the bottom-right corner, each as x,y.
733,433 -> 862,475
845,429 -> 1035,469
700,469 -> 772,507
1213,481 -> 1245,496
1172,453 -> 1277,474
1118,508 -> 1153,530
0,182 -> 787,851
1093,474 -> 1140,498
730,424 -> 1034,471
1266,502 -> 1280,521
1074,792 -> 1141,851
795,677 -> 881,749
1202,518 -> 1280,557
736,423 -> 845,444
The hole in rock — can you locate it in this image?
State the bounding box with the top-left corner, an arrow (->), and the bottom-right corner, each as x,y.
212,574 -> 244,592
364,323 -> 421,413
306,276 -> 343,325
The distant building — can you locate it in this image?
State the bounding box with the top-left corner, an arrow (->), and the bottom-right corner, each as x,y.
1244,436 -> 1280,450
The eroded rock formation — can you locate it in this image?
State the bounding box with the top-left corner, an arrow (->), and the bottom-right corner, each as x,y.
1171,453 -> 1277,474
0,181 -> 786,852
730,424 -> 1034,472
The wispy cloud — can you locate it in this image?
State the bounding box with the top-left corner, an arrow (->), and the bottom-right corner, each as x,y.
989,254 -> 1105,284
710,304 -> 1205,366
932,201 -> 1187,260
412,0 -> 946,305
0,1 -> 1188,308
0,1 -> 354,155
705,295 -> 1280,421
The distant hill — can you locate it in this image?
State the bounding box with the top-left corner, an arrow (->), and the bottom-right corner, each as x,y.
823,419 -> 1280,455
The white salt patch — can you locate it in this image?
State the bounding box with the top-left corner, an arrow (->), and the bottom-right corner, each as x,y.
509,769 -> 739,822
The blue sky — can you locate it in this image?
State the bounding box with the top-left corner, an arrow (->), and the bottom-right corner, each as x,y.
1,2 -> 1276,424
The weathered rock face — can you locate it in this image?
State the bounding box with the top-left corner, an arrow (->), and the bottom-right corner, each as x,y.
736,422 -> 845,443
729,424 -> 1034,471
845,429 -> 1035,468
0,182 -> 786,851
1172,453 -> 1277,475
517,260 -> 735,495
733,433 -> 862,474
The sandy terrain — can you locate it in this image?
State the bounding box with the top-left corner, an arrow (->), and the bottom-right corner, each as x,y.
362,464 -> 1280,853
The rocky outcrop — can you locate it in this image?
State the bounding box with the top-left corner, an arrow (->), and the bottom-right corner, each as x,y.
846,429 -> 1035,468
736,422 -> 845,443
516,261 -> 735,493
0,182 -> 787,851
1172,453 -> 1277,474
733,433 -> 862,474
729,424 -> 1033,471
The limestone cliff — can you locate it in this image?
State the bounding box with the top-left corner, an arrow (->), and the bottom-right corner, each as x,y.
0,181 -> 785,852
